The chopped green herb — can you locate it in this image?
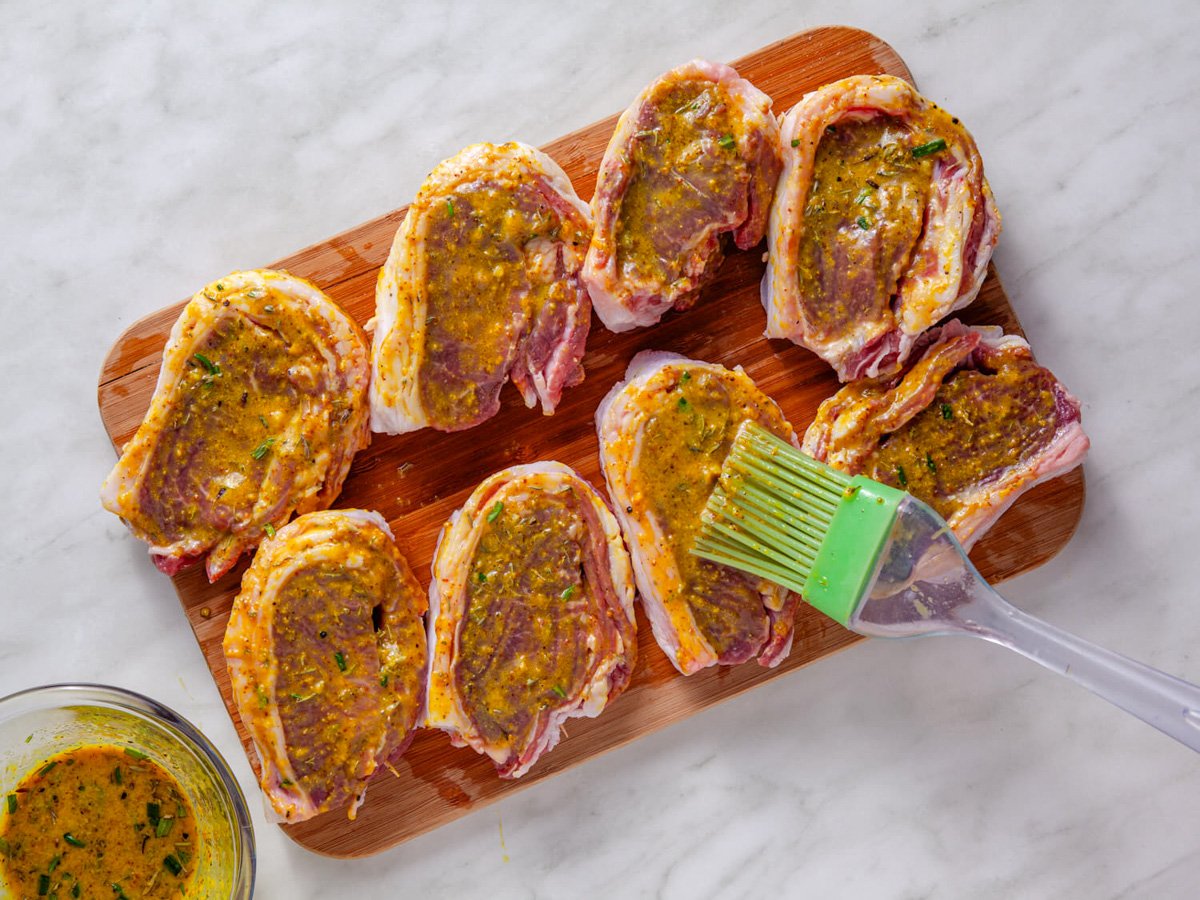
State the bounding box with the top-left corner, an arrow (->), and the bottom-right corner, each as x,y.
48,853 -> 61,871
680,371 -> 691,382
856,215 -> 871,230
38,760 -> 58,777
717,133 -> 736,150
334,651 -> 347,672
677,396 -> 689,409
112,765 -> 122,785
163,854 -> 183,876
912,138 -> 947,158
38,873 -> 50,896
123,747 -> 148,761
854,187 -> 875,205
264,523 -> 276,538
288,692 -> 316,702
446,198 -> 455,217
896,465 -> 908,487
476,571 -> 487,583
279,779 -> 293,788
258,414 -> 269,428
63,832 -> 86,848
551,685 -> 567,699
379,674 -> 389,688
193,353 -> 220,376
251,437 -> 275,460
24,734 -> 32,744
263,304 -> 275,313
72,883 -> 81,898
486,501 -> 503,523
561,585 -> 575,600
215,282 -> 225,291
256,686 -> 269,709
6,794 -> 16,814
941,403 -> 953,420
155,816 -> 174,838
925,452 -> 937,474
147,802 -> 161,825
790,137 -> 800,147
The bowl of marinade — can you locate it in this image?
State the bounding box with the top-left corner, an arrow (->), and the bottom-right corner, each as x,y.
0,684 -> 254,899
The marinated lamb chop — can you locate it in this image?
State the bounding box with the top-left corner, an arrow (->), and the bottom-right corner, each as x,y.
596,352 -> 798,675
426,462 -> 636,778
763,75 -> 1001,381
583,60 -> 782,332
802,321 -> 1089,548
223,509 -> 427,822
370,142 -> 592,435
101,269 -> 370,581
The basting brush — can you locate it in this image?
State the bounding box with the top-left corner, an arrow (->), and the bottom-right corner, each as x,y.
694,421 -> 1200,751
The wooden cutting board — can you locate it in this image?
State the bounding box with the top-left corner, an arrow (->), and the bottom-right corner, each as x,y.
97,25 -> 1086,858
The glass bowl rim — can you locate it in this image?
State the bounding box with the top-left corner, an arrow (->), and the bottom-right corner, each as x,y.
0,682 -> 256,897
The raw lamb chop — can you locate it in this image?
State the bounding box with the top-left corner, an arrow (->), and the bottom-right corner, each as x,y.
763,74 -> 1001,381
802,321 -> 1089,549
223,509 -> 427,822
583,60 -> 782,332
101,269 -> 370,581
426,462 -> 636,778
596,351 -> 798,675
370,142 -> 592,434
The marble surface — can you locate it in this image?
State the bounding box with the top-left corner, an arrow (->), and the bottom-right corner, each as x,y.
3,1 -> 1199,897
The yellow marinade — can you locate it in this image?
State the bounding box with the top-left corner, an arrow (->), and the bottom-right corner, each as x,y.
128,283 -> 348,547
863,355 -> 1059,518
797,116 -> 937,338
418,168 -> 587,429
636,366 -> 791,657
244,539 -> 426,802
615,77 -> 744,286
455,489 -> 594,750
0,745 -> 199,899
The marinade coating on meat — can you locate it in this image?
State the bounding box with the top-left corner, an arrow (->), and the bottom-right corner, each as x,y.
763,75 -> 1001,382
370,142 -> 592,435
802,321 -> 1089,548
223,509 -> 427,822
426,462 -> 636,778
101,269 -> 370,582
583,59 -> 782,332
596,351 -> 799,675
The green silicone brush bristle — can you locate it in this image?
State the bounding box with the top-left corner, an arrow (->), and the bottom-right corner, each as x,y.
693,421 -> 908,625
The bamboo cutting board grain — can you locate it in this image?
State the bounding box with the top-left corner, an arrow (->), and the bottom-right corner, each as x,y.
97,26 -> 1086,857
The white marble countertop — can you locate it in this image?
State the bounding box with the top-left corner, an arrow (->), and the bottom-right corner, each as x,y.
4,1 -> 1199,897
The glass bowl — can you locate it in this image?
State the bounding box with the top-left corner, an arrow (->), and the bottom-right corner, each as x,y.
0,683 -> 255,898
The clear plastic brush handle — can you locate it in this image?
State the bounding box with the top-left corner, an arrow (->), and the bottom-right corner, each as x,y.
851,495 -> 1200,753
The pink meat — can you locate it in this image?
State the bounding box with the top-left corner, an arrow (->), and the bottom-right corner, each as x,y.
584,60 -> 782,333
802,321 -> 1088,549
